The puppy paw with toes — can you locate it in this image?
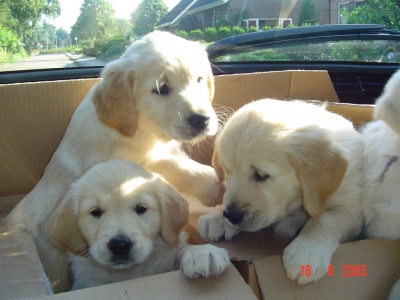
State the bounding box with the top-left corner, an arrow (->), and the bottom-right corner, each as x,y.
197,211 -> 239,242
282,240 -> 332,285
180,245 -> 230,278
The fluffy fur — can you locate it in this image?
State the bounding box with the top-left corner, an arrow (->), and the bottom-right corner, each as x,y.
7,31 -> 223,293
198,99 -> 364,285
48,160 -> 230,290
362,69 -> 400,239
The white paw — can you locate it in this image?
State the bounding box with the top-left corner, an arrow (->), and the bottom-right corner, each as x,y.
197,211 -> 239,242
194,168 -> 224,207
282,237 -> 334,285
180,244 -> 230,278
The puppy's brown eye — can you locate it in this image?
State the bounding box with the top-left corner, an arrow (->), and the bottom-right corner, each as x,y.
153,83 -> 169,96
135,205 -> 147,215
197,76 -> 203,83
90,208 -> 103,218
253,170 -> 269,182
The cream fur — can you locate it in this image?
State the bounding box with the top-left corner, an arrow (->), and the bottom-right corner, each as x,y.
362,69 -> 400,239
198,99 -> 364,285
48,160 -> 229,290
6,31 -> 223,293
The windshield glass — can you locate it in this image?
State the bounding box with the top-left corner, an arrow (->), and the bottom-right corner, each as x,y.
1,0 -> 399,72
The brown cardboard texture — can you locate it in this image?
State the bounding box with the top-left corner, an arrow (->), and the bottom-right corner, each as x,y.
0,70 -> 396,300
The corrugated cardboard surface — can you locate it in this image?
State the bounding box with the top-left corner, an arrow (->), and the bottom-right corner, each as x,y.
0,79 -> 99,197
0,71 -> 396,300
0,215 -> 51,299
32,264 -> 257,300
213,70 -> 339,112
255,239 -> 400,300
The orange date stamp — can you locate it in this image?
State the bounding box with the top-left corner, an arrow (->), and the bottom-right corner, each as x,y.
300,264 -> 367,278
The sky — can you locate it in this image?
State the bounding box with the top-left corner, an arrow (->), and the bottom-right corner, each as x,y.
46,0 -> 181,31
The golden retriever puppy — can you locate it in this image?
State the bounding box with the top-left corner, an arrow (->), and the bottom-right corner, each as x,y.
7,31 -> 222,293
362,69 -> 400,239
49,159 -> 230,290
198,99 -> 364,285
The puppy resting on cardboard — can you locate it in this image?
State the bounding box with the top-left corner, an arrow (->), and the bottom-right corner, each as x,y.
49,159 -> 230,290
198,99 -> 364,284
7,31 -> 223,292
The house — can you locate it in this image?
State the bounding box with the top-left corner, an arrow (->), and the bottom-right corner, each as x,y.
156,0 -> 366,32
156,0 -> 331,32
329,0 -> 365,24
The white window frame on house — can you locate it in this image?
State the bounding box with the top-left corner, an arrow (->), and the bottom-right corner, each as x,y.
338,1 -> 365,24
246,18 -> 292,30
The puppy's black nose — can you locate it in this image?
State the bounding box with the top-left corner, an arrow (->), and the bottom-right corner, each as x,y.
188,114 -> 209,131
223,209 -> 243,225
108,237 -> 133,255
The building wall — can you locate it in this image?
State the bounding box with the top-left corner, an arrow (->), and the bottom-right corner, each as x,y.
190,0 -> 333,31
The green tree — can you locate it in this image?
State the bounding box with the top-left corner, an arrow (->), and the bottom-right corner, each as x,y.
344,0 -> 400,29
298,0 -> 318,26
71,0 -> 116,41
116,18 -> 132,38
177,15 -> 200,33
1,0 -> 60,37
36,21 -> 56,50
131,0 -> 168,37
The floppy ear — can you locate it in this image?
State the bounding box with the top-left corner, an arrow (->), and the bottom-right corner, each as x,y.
207,64 -> 215,103
48,187 -> 88,256
92,58 -> 137,137
157,179 -> 189,246
287,127 -> 348,219
212,147 -> 224,183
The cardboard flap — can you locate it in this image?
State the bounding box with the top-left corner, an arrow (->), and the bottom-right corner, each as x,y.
213,70 -> 339,112
254,238 -> 400,300
0,79 -> 99,197
0,216 -> 52,299
32,263 -> 257,300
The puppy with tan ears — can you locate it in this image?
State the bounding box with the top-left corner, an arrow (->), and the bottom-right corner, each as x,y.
362,69 -> 400,239
7,31 -> 223,292
198,99 -> 364,285
49,159 -> 230,290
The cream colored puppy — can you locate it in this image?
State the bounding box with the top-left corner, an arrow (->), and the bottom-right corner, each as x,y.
362,69 -> 400,239
49,159 -> 230,290
7,31 -> 222,293
198,99 -> 364,285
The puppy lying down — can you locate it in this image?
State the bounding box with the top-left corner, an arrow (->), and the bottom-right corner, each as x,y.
49,159 -> 230,290
198,99 -> 364,285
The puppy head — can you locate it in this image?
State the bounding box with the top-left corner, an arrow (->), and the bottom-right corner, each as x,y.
374,69 -> 400,135
213,100 -> 348,232
92,31 -> 217,142
48,159 -> 188,269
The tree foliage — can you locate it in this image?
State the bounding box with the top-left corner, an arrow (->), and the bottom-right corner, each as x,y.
177,15 -> 200,33
0,0 -> 60,36
298,0 -> 318,26
344,0 -> 400,29
71,0 -> 117,41
131,0 -> 168,37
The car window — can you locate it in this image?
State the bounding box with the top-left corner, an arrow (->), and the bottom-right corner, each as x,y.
0,0 -> 399,73
214,38 -> 400,63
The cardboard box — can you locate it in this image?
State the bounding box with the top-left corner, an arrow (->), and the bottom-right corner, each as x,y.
1,70 -> 399,299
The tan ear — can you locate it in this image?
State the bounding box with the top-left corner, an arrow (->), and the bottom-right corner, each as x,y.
212,148 -> 224,183
157,179 -> 189,246
207,64 -> 215,103
48,188 -> 88,256
92,58 -> 137,137
287,128 -> 348,219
